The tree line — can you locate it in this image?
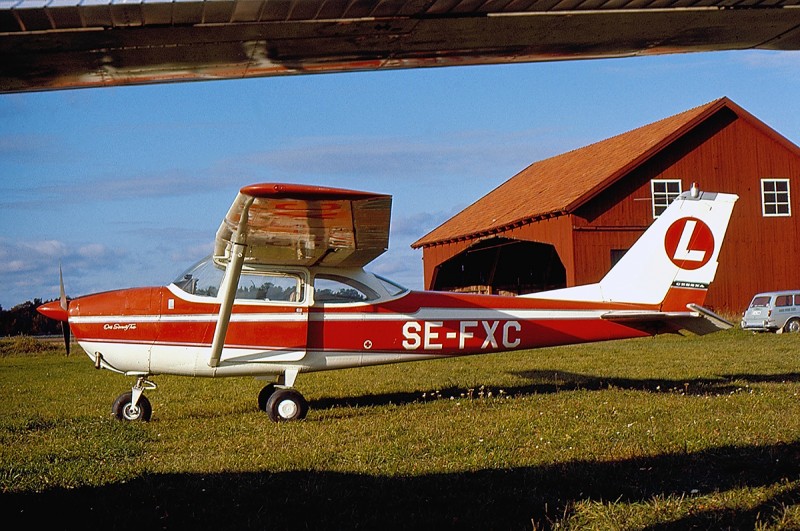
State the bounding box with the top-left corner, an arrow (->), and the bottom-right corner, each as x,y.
0,299 -> 64,336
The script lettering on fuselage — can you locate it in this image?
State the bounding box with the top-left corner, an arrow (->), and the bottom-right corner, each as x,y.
103,323 -> 138,331
401,320 -> 522,351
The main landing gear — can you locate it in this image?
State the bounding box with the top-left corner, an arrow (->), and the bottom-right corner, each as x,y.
257,383 -> 309,422
112,376 -> 155,422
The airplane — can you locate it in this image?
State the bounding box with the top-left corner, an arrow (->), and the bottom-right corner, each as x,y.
38,182 -> 738,422
3,0 -> 800,93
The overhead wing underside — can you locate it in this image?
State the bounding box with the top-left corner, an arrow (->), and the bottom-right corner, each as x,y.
2,0 -> 800,93
214,183 -> 391,269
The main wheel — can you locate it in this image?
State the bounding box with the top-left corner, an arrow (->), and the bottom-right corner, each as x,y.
257,383 -> 277,411
784,318 -> 800,334
112,391 -> 152,422
265,388 -> 308,422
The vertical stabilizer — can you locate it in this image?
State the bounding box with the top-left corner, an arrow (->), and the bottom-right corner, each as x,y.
525,188 -> 737,308
598,189 -> 737,308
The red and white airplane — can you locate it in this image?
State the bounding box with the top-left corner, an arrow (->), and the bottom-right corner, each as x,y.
38,183 -> 737,422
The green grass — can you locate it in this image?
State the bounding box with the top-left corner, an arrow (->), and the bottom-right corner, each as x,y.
1,330 -> 799,529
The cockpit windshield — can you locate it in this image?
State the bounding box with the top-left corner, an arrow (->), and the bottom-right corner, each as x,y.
172,256 -> 305,303
172,256 -> 225,297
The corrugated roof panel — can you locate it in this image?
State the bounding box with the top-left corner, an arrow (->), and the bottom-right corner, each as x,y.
14,0 -> 52,30
230,0 -> 264,22
200,0 -> 233,24
109,0 -> 144,27
339,0 -> 380,18
426,0 -> 462,15
79,0 -> 113,27
314,0 -> 347,19
48,0 -> 83,28
0,1 -> 22,31
259,0 -> 291,21
286,0 -> 320,20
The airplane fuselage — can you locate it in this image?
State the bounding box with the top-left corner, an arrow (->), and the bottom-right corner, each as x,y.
66,279 -> 658,380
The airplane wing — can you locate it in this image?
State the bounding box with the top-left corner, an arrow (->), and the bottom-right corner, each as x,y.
3,0 -> 800,93
214,183 -> 391,269
602,304 -> 734,336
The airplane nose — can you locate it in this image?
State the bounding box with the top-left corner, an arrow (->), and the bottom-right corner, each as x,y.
37,300 -> 69,322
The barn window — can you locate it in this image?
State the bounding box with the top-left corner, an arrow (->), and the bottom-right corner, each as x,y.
761,179 -> 791,217
651,180 -> 682,217
610,249 -> 628,268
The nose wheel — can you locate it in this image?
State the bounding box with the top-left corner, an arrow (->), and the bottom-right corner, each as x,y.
112,376 -> 155,422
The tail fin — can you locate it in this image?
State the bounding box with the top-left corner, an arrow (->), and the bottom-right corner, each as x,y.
599,188 -> 737,309
526,188 -> 737,309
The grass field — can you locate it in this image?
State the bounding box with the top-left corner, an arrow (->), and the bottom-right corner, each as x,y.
1,329 -> 799,530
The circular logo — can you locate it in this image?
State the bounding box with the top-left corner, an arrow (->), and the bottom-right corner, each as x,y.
664,217 -> 714,270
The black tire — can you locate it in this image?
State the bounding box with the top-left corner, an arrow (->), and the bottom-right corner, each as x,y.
257,383 -> 277,411
112,391 -> 152,422
785,318 -> 800,334
265,388 -> 308,422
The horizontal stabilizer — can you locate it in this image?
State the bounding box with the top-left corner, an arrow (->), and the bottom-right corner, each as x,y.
602,304 -> 734,336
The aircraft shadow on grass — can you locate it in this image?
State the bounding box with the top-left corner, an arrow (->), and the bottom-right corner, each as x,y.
309,370 -> 800,411
4,440 -> 799,530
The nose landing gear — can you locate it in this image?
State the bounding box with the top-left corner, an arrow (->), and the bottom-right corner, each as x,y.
112,376 -> 156,422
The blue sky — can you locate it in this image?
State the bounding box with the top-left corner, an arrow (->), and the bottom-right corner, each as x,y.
1,50 -> 799,309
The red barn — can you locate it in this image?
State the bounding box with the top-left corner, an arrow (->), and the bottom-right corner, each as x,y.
411,97 -> 800,314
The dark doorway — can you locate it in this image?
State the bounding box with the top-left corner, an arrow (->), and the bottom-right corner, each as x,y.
432,237 -> 566,295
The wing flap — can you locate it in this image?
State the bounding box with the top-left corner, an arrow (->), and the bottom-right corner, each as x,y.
602,304 -> 734,336
214,183 -> 391,268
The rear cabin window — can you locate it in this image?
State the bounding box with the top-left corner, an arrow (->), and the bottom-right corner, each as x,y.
775,295 -> 794,307
314,275 -> 378,304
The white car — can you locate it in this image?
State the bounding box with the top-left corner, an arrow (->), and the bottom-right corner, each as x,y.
741,291 -> 800,333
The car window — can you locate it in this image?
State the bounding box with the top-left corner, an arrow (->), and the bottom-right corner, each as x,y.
775,295 -> 793,307
750,296 -> 771,307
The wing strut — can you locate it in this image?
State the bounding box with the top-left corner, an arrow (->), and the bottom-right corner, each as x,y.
208,196 -> 254,368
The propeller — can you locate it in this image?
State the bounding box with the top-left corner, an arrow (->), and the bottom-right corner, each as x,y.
58,264 -> 70,356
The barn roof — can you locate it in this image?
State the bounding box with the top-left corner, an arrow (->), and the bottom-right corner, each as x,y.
412,97 -> 797,249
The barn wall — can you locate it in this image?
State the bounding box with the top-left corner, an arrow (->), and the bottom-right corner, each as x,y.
573,109 -> 800,314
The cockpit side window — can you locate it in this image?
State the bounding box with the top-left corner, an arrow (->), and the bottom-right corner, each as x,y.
314,274 -> 378,304
236,272 -> 303,302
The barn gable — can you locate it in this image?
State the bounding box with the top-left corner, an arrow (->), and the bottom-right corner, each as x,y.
413,97 -> 800,313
